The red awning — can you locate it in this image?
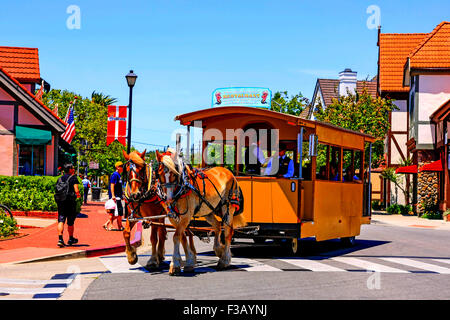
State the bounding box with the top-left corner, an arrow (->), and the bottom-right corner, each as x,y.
419,159 -> 443,172
395,165 -> 418,174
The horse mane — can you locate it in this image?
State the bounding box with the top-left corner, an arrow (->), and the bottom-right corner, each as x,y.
161,155 -> 180,175
129,151 -> 146,167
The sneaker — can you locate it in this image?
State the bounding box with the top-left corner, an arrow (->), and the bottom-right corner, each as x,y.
57,239 -> 66,248
67,237 -> 78,246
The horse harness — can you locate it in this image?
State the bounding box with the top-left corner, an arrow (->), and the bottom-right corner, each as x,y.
159,162 -> 242,227
123,160 -> 165,221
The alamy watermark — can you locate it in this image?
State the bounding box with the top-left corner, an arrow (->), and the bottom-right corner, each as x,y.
366,5 -> 381,30
66,5 -> 81,30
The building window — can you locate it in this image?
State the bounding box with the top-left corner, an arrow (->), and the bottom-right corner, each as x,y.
18,145 -> 46,176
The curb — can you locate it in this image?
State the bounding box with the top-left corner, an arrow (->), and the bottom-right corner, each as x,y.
12,222 -> 143,264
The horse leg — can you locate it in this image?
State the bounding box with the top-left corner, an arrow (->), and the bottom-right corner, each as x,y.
179,221 -> 196,273
204,214 -> 224,266
146,224 -> 160,269
123,219 -> 138,265
168,217 -> 184,276
157,219 -> 167,264
217,206 -> 236,269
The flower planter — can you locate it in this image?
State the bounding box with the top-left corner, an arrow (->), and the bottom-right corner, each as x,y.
11,210 -> 58,219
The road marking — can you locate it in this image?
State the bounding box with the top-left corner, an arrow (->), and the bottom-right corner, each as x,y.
331,257 -> 409,273
230,257 -> 282,272
433,259 -> 450,265
0,278 -> 73,285
381,258 -> 450,274
100,256 -> 148,273
279,258 -> 345,272
0,287 -> 66,295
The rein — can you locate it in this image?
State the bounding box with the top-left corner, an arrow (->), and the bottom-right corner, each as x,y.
123,160 -> 163,219
159,160 -> 242,226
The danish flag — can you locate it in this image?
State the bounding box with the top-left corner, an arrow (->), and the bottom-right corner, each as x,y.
107,105 -> 127,147
61,97 -> 77,144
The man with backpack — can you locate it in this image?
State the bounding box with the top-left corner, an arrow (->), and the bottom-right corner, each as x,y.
55,163 -> 81,247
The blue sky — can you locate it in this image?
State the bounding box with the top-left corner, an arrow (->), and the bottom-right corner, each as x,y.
1,0 -> 449,150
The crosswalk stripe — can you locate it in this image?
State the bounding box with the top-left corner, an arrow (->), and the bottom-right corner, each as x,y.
331,257 -> 409,273
432,259 -> 450,265
229,257 -> 282,271
279,258 -> 345,272
0,287 -> 66,295
100,257 -> 148,273
0,278 -> 73,285
381,258 -> 450,274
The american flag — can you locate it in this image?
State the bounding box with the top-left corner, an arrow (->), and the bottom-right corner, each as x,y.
61,97 -> 77,144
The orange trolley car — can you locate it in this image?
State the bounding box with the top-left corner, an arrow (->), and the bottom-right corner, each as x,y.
174,106 -> 375,254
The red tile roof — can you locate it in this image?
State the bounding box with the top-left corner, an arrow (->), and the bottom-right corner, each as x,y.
379,33 -> 428,93
408,21 -> 450,69
0,46 -> 40,83
0,66 -> 66,127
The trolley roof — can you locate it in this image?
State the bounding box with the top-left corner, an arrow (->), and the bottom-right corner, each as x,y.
175,106 -> 376,142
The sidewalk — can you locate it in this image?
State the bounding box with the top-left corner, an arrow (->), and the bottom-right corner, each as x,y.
371,211 -> 450,230
0,201 -> 144,265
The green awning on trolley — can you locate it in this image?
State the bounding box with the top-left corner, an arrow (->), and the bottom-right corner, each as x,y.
15,125 -> 52,145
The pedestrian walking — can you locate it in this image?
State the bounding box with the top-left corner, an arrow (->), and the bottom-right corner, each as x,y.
81,175 -> 91,204
54,163 -> 81,247
104,161 -> 124,231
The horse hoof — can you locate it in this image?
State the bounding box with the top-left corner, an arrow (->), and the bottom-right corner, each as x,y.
183,266 -> 195,273
216,261 -> 229,270
169,266 -> 181,276
146,262 -> 159,270
127,255 -> 138,265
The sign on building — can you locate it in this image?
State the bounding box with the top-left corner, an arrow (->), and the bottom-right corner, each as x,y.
89,161 -> 99,169
212,87 -> 272,108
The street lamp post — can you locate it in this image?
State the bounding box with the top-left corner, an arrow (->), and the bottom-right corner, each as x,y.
125,70 -> 137,154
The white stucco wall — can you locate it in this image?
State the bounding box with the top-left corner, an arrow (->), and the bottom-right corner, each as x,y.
418,75 -> 450,122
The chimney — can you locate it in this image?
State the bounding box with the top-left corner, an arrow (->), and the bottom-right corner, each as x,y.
338,68 -> 357,97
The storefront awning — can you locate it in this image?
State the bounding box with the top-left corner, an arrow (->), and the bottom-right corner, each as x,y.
395,165 -> 418,174
419,159 -> 443,172
15,125 -> 52,145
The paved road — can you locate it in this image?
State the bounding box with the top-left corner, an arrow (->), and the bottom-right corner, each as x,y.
83,223 -> 450,300
2,222 -> 450,300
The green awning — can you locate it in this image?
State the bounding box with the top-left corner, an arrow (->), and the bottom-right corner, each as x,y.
15,126 -> 52,145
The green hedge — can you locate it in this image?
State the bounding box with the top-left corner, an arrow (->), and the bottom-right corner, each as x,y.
0,175 -> 83,213
0,211 -> 18,238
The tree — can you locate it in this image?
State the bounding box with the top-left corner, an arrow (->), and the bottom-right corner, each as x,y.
42,89 -> 126,177
314,86 -> 397,168
270,91 -> 309,116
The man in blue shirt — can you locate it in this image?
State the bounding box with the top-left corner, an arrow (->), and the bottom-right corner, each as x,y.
265,143 -> 294,178
106,161 -> 124,231
81,176 -> 91,204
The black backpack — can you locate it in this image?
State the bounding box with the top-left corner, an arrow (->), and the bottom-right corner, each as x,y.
54,176 -> 70,202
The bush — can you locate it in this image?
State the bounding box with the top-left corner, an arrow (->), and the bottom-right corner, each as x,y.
400,204 -> 413,215
421,212 -> 442,220
387,204 -> 402,215
0,212 -> 18,238
372,200 -> 382,210
0,175 -> 83,213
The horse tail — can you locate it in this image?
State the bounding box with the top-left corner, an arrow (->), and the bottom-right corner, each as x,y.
231,176 -> 246,228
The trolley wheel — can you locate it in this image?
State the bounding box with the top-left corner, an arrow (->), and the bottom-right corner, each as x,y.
340,236 -> 356,247
281,238 -> 301,256
0,204 -> 13,219
253,238 -> 266,244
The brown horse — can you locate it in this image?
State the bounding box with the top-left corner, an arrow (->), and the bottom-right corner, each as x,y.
156,150 -> 246,275
121,149 -> 167,269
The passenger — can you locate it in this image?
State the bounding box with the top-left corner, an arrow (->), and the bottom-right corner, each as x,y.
329,165 -> 339,181
246,140 -> 267,175
265,143 -> 294,178
318,166 -> 327,180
